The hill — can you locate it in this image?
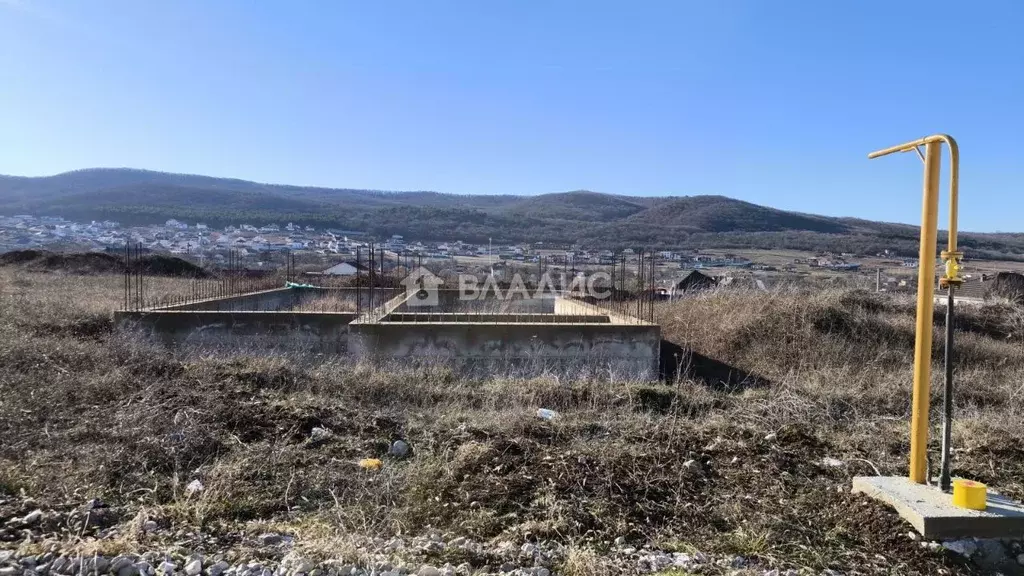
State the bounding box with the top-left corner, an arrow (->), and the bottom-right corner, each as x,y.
626,196 -> 849,233
3,168 -> 1024,258
503,191 -> 647,222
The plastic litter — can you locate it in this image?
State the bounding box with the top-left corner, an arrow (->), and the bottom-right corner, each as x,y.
185,479 -> 204,495
536,408 -> 559,421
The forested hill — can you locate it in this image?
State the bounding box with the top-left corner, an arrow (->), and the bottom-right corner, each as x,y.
2,168 -> 1022,258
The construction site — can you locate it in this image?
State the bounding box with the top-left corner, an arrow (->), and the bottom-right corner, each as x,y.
113,245 -> 663,379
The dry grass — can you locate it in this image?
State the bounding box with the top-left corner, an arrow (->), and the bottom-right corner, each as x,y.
291,292 -> 358,313
658,286 -> 1024,498
3,271 -> 1019,574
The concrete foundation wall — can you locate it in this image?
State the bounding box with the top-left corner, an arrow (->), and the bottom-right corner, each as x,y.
295,287 -> 402,310
398,289 -> 557,314
157,288 -> 299,311
121,288 -> 661,379
156,287 -> 400,312
116,310 -> 356,353
382,312 -> 609,324
348,321 -> 660,378
554,297 -> 645,325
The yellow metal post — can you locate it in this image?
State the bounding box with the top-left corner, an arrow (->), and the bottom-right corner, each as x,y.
910,141 -> 942,484
869,134 -> 960,485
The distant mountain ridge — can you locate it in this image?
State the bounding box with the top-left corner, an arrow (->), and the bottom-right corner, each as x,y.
2,168 -> 1023,259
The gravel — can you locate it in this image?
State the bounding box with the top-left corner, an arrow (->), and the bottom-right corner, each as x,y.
0,525 -> 1019,575
258,534 -> 284,546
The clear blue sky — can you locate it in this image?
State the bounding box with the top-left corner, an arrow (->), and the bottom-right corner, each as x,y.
2,1 -> 1022,231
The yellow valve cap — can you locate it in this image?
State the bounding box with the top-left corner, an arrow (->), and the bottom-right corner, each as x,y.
952,479 -> 987,511
945,259 -> 961,279
358,458 -> 383,471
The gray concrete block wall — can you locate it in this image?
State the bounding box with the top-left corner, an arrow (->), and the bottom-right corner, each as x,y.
553,296 -> 646,325
398,289 -> 557,314
155,288 -> 300,312
154,287 -> 401,313
115,310 -> 357,353
291,287 -> 402,311
348,321 -> 660,378
381,313 -> 610,324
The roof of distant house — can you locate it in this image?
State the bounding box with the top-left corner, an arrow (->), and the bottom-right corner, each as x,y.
323,261 -> 369,274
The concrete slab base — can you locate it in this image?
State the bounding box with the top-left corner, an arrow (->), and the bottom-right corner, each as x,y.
853,476 -> 1024,539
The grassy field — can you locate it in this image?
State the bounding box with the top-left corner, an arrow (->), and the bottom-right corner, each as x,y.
3,268 -> 1024,574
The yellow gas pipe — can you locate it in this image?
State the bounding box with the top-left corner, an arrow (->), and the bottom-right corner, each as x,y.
868,134 -> 961,484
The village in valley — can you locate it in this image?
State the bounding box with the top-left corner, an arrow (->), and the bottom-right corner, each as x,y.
5,211 -> 1019,300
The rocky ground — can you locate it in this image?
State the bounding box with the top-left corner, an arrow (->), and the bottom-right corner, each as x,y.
3,490 -> 1024,575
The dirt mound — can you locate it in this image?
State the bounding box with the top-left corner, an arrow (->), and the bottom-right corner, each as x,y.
0,249 -> 209,277
0,249 -> 123,273
0,249 -> 48,265
139,254 -> 209,277
991,271 -> 1024,303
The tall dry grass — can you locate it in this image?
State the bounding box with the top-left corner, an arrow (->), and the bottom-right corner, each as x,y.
659,286 -> 1024,495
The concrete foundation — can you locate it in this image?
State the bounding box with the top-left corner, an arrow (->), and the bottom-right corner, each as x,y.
116,310 -> 356,352
349,293 -> 660,378
157,287 -> 300,311
116,286 -> 662,378
349,319 -> 659,376
853,476 -> 1024,539
158,287 -> 389,312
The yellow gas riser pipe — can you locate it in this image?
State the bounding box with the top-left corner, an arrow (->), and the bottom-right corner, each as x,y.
910,141 -> 941,484
868,134 -> 960,484
945,137 -> 959,254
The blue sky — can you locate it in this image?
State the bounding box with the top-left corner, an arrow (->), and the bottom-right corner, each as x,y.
1,1 -> 1022,231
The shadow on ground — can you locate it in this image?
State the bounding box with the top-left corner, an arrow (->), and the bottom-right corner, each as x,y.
659,340 -> 771,391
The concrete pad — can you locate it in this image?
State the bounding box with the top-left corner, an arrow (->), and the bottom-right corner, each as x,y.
853,476 -> 1024,539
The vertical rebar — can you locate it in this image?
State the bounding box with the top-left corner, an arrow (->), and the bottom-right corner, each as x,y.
650,250 -> 656,322
123,241 -> 129,310
356,247 -> 362,315
134,243 -> 141,311
618,254 -> 624,317
636,248 -> 643,321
